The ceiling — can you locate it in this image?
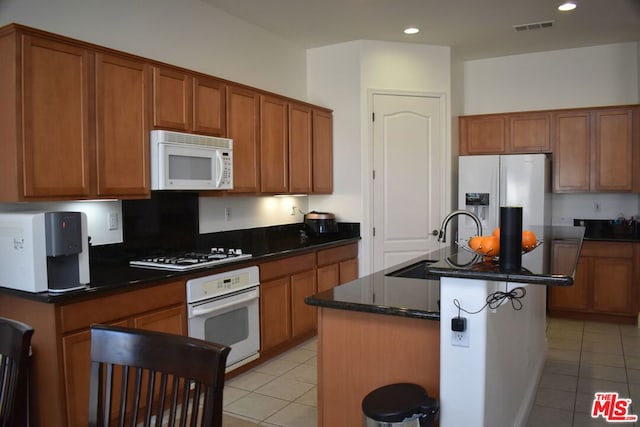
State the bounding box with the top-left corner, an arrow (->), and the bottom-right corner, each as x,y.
202,0 -> 640,60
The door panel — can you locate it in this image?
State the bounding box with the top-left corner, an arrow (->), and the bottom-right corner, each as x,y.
372,94 -> 445,272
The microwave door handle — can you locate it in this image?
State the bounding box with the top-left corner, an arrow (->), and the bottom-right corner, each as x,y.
215,151 -> 224,188
191,292 -> 258,317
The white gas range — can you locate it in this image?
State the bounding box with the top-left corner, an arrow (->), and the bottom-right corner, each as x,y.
129,248 -> 251,271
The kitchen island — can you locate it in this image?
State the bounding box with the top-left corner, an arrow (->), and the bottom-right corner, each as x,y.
306,225 -> 584,427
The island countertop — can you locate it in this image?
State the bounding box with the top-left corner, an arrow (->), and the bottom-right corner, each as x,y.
305,225 -> 584,320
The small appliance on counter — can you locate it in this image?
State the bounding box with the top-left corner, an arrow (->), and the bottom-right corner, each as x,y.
0,211 -> 90,293
304,211 -> 339,236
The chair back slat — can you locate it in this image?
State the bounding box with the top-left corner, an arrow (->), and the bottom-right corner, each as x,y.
88,324 -> 230,427
0,317 -> 34,427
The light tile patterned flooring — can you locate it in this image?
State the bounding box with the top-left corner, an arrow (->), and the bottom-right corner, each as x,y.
222,338 -> 318,427
528,318 -> 640,427
223,319 -> 640,427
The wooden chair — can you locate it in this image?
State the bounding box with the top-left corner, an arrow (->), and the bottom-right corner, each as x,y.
88,324 -> 230,427
0,317 -> 34,427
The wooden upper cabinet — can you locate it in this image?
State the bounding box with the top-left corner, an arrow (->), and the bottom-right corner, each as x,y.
289,103 -> 313,193
459,112 -> 551,155
21,35 -> 92,198
95,53 -> 151,197
553,111 -> 591,192
152,67 -> 226,136
226,85 -> 260,193
592,108 -> 634,191
260,95 -> 289,193
152,67 -> 192,131
509,112 -> 551,153
312,109 -> 334,193
553,107 -> 636,192
193,76 -> 226,136
459,115 -> 507,155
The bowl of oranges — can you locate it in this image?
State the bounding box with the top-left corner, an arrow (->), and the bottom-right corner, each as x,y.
457,228 -> 541,262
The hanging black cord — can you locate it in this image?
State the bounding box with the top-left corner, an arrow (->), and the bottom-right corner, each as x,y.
453,286 -> 527,315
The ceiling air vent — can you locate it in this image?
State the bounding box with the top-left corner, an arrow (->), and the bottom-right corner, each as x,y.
513,20 -> 554,32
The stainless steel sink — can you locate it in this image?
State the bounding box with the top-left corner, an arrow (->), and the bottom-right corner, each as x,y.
386,260 -> 440,280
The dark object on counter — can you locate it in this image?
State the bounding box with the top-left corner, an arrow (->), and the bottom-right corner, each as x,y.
500,206 -> 522,272
304,211 -> 339,235
574,218 -> 640,240
362,383 -> 439,426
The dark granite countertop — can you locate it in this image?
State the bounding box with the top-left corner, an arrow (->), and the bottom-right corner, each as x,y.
0,223 -> 360,304
305,225 -> 584,321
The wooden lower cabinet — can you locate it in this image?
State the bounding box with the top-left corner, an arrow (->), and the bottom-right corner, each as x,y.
0,279 -> 187,427
317,243 -> 359,293
549,241 -> 637,322
259,243 -> 359,354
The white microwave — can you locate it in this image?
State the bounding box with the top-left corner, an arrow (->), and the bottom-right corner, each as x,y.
150,130 -> 233,190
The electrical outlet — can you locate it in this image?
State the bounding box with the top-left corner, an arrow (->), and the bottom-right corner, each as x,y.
107,212 -> 118,230
224,207 -> 231,221
594,201 -> 601,212
451,329 -> 469,347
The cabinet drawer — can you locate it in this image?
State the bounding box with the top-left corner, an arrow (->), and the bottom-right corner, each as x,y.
317,243 -> 358,266
581,242 -> 633,258
259,252 -> 316,281
59,280 -> 185,333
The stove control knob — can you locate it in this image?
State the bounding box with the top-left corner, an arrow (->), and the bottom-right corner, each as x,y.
235,249 -> 243,255
227,249 -> 235,255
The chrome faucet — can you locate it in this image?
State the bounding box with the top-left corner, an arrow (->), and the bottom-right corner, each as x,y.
437,210 -> 483,243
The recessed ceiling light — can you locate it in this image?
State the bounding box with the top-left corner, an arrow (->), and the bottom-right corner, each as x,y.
404,27 -> 420,35
558,1 -> 577,11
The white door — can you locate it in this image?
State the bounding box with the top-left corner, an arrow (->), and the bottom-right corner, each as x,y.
372,93 -> 446,272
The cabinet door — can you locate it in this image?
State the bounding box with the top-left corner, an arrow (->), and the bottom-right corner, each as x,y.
339,258 -> 359,284
553,111 -> 591,192
548,242 -> 590,311
592,108 -> 634,192
317,263 -> 340,293
152,67 -> 192,131
459,116 -> 507,155
193,76 -> 226,136
227,85 -> 260,193
95,53 -> 150,197
260,277 -> 291,351
592,257 -> 634,314
509,113 -> 551,153
289,103 -> 313,193
62,319 -> 128,427
22,35 -> 91,198
290,269 -> 317,337
133,304 -> 187,335
312,109 -> 334,193
260,95 -> 289,193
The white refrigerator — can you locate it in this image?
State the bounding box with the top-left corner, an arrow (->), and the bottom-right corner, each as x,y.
457,154 -> 551,242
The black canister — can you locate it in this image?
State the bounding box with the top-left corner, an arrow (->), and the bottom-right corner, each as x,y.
499,206 -> 522,272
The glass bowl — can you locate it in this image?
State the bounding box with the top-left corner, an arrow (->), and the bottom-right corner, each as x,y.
456,238 -> 543,262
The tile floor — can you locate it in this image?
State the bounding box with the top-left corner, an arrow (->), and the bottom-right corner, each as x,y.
528,317 -> 640,427
222,338 -> 318,427
223,318 -> 640,427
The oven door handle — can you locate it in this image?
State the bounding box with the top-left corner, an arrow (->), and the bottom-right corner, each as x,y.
191,292 -> 258,317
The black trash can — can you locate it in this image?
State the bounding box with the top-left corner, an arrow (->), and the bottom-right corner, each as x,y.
362,383 -> 439,427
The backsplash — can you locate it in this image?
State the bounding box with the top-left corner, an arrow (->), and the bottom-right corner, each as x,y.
551,193 -> 640,225
0,195 -> 309,246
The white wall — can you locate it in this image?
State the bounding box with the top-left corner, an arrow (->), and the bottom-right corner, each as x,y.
463,42 -> 639,114
462,42 -> 640,223
307,40 -> 452,274
0,0 -> 309,245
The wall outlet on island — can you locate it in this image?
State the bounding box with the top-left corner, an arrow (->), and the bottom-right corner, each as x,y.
224,207 -> 231,221
451,317 -> 469,347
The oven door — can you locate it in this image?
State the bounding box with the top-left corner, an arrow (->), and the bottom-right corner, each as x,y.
188,287 -> 260,370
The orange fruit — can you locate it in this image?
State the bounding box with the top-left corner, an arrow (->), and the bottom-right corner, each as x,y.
492,227 -> 500,238
522,230 -> 537,252
468,236 -> 483,252
480,235 -> 500,257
